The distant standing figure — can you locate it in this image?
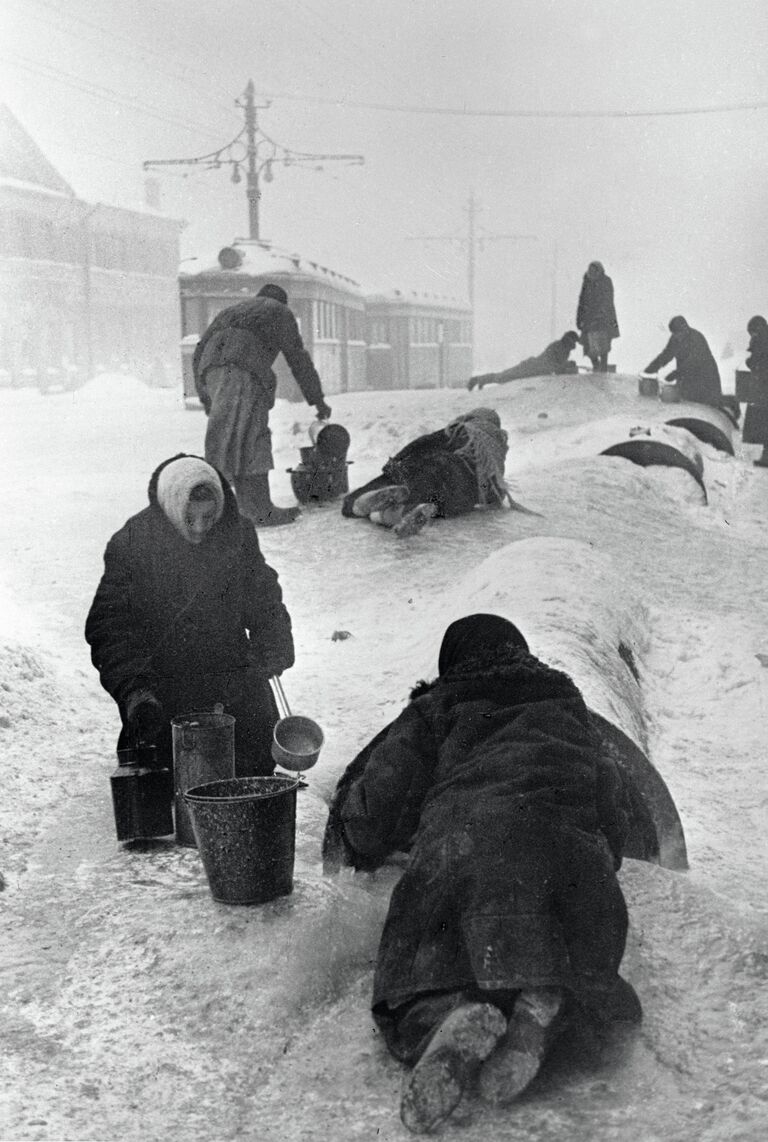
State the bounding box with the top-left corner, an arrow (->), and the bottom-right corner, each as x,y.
323,615 -> 641,1134
742,315 -> 768,467
576,261 -> 620,372
643,316 -> 724,409
193,283 -> 332,527
467,331 -> 580,391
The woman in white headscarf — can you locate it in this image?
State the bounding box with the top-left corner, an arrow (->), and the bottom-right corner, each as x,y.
86,454 -> 294,773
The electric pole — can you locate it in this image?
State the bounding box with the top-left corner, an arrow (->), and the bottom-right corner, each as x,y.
409,192 -> 537,313
143,80 -> 364,241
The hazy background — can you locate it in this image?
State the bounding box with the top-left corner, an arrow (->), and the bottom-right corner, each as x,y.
1,0 -> 765,371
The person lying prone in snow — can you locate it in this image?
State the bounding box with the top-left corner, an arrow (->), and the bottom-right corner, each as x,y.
322,614 -> 642,1135
341,407 -> 517,538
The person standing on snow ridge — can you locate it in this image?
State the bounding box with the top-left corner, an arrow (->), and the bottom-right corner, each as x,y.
576,261 -> 620,373
741,315 -> 768,467
85,454 -> 294,774
193,283 -> 332,527
643,315 -> 725,410
467,331 -> 580,391
322,614 -> 641,1135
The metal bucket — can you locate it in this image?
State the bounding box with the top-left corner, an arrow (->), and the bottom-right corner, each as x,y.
308,421 -> 351,459
638,375 -> 659,397
171,712 -> 236,847
183,776 -> 298,905
660,382 -> 681,404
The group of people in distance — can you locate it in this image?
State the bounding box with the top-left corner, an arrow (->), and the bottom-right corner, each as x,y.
466,262 -> 766,450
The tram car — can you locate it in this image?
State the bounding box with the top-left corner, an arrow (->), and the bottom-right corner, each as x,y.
179,240 -> 473,404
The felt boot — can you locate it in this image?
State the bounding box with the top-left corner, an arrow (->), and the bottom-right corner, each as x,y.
394,502 -> 438,538
352,484 -> 409,517
235,474 -> 300,527
400,1002 -> 507,1134
479,987 -> 565,1106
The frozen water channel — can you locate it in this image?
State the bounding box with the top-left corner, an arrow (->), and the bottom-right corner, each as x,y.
0,373 -> 766,1141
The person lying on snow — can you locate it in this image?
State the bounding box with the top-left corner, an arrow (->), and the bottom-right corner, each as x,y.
467,331 -> 580,391
323,614 -> 641,1135
341,408 -> 521,538
85,454 -> 294,774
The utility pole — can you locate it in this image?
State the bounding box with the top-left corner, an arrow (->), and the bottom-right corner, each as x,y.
144,80 -> 364,241
409,191 -> 537,331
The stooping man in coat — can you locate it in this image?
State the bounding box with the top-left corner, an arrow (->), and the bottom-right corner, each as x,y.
85,454 -> 295,775
323,614 -> 641,1135
643,315 -> 725,409
193,283 -> 332,527
467,331 -> 580,391
576,261 -> 620,373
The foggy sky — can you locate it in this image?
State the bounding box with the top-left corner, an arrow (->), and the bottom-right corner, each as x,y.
2,0 -> 766,370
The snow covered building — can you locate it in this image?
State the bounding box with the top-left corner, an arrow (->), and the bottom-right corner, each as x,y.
0,104 -> 184,391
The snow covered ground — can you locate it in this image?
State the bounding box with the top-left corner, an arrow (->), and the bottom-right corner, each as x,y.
1,372 -> 766,1141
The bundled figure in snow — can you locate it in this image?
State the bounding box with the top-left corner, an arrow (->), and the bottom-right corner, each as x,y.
323,615 -> 641,1135
643,315 -> 726,410
193,283 -> 332,527
576,261 -> 620,373
342,408 -> 515,538
85,455 -> 294,773
742,315 -> 768,467
467,331 -> 580,391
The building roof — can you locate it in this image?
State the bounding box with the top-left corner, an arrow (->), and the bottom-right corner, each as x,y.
182,239 -> 362,293
0,104 -> 75,197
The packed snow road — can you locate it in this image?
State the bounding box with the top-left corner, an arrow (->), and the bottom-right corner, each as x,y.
0,373 -> 766,1141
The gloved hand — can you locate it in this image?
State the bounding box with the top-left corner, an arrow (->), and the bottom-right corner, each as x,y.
315,399 -> 332,421
126,690 -> 165,744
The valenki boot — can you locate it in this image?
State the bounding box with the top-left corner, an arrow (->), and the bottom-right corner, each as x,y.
235,474 -> 300,527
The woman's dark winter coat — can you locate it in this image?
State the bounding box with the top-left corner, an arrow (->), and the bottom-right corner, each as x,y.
342,424 -> 501,519
742,320 -> 768,445
645,326 -> 723,407
85,457 -> 294,773
325,650 -> 639,1028
576,272 -> 620,339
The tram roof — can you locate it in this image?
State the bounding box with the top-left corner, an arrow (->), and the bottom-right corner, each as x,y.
180,239 -> 363,295
365,288 -> 471,315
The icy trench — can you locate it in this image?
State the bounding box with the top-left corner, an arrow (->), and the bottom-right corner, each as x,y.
1,403 -> 768,1140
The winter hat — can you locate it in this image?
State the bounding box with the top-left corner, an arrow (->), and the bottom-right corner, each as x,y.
747,315 -> 767,335
438,614 -> 529,675
587,261 -> 604,277
668,315 -> 689,334
562,330 -> 580,346
156,456 -> 225,542
258,283 -> 288,304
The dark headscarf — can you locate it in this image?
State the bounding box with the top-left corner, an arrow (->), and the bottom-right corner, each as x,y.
438,614 -> 529,675
668,315 -> 689,334
747,315 -> 768,335
258,283 -> 288,304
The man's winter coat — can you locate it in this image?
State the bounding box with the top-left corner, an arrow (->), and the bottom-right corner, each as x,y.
192,297 -> 325,479
742,318 -> 768,445
325,649 -> 639,1026
85,456 -> 295,773
576,270 -> 620,339
645,326 -> 723,407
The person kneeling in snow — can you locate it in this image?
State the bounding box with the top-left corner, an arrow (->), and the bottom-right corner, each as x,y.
467,331 -> 580,391
323,614 -> 641,1135
341,408 -> 514,538
85,454 -> 294,773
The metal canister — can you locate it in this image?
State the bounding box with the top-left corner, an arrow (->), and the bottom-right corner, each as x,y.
171,712 -> 236,846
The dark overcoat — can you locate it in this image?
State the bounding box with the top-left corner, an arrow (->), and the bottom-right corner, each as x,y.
341,425 -> 500,519
326,650 -> 639,1027
645,327 -> 722,406
576,274 -> 620,339
192,297 -> 325,479
743,324 -> 768,444
85,457 -> 294,773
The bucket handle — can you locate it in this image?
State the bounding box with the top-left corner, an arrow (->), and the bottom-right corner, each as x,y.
270,676 -> 291,720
